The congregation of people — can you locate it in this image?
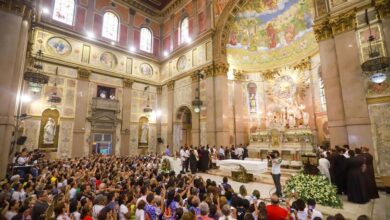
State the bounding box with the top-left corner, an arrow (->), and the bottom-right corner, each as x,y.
316,145 -> 379,204
0,144 -> 378,220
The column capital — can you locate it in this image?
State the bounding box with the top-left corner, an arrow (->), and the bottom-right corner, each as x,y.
0,0 -> 34,20
123,78 -> 134,88
293,57 -> 311,71
233,71 -> 243,81
204,62 -> 229,78
77,68 -> 91,81
167,80 -> 175,91
191,70 -> 202,82
313,18 -> 333,42
375,0 -> 390,18
262,69 -> 279,80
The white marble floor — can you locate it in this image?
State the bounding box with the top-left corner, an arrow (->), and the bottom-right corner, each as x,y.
197,172 -> 389,220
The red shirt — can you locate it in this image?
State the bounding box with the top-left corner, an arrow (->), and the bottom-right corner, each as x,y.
266,204 -> 290,220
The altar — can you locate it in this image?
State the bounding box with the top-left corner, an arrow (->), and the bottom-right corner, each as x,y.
216,159 -> 268,174
162,156 -> 182,174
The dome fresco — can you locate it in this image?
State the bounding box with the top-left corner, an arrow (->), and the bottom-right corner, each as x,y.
227,0 -> 318,71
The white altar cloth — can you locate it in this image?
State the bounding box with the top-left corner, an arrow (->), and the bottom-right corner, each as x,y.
216,159 -> 268,174
162,156 -> 182,174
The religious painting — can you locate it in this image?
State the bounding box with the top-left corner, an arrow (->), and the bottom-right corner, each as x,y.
226,0 -> 317,70
138,117 -> 149,147
177,55 -> 187,72
360,42 -> 385,62
126,57 -> 133,74
247,82 -> 257,114
81,44 -> 91,63
39,108 -> 60,151
214,0 -> 229,19
47,37 -> 72,56
139,63 -> 153,77
314,0 -> 327,17
100,52 -> 118,68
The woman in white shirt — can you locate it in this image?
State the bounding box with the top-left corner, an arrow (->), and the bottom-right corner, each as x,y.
119,194 -> 132,220
218,204 -> 236,220
92,195 -> 107,219
136,200 -> 146,220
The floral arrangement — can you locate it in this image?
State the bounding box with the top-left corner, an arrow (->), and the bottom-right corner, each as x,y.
159,158 -> 171,173
284,173 -> 343,208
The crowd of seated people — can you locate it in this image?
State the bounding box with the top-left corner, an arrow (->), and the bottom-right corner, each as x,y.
0,148 -> 372,220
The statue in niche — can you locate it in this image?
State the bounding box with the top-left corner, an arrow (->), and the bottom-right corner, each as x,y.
288,114 -> 296,128
43,118 -> 56,144
247,82 -> 257,113
140,123 -> 149,144
99,90 -> 107,99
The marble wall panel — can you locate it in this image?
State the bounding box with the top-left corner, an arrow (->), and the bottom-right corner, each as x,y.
58,120 -> 74,158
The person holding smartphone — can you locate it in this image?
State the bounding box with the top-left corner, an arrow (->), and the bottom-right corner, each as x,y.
267,151 -> 283,197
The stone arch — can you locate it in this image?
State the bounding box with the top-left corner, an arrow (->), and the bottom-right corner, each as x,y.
212,0 -> 251,63
173,106 -> 193,150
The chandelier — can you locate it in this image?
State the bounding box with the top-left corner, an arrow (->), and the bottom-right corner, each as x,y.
361,9 -> 390,84
24,49 -> 49,93
48,67 -> 62,104
192,71 -> 204,113
143,86 -> 153,114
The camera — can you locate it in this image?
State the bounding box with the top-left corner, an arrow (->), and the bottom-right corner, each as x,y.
267,150 -> 279,159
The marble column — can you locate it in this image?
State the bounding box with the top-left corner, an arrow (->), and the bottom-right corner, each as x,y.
334,30 -> 373,149
233,72 -> 248,146
204,62 -> 230,147
0,10 -> 30,178
71,69 -> 90,157
190,72 -> 201,147
166,81 -> 175,152
120,79 -> 133,155
318,38 -> 349,147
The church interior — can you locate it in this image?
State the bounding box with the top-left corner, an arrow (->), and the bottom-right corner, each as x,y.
0,0 -> 390,219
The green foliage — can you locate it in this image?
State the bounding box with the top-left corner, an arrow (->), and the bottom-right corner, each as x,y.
284,173 -> 343,208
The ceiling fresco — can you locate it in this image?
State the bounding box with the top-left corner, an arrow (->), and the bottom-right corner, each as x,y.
226,0 -> 318,71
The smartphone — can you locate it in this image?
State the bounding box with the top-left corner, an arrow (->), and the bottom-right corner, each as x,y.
290,208 -> 295,213
308,205 -> 314,212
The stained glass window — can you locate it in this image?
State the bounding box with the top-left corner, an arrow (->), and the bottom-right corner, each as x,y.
180,17 -> 189,44
140,28 -> 152,53
102,12 -> 119,41
52,0 -> 75,25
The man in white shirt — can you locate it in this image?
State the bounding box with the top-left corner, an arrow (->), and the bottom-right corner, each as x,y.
268,151 -> 282,197
235,145 -> 244,160
219,146 -> 225,159
317,154 -> 331,181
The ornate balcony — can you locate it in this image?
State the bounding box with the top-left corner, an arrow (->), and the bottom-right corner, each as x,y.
91,97 -> 120,113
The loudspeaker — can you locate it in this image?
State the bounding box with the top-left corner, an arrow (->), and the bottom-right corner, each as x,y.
16,136 -> 27,145
157,137 -> 163,143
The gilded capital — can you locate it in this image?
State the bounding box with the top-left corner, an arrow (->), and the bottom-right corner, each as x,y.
329,9 -> 356,36
0,0 -> 34,20
191,70 -> 202,82
167,80 -> 175,91
313,18 -> 333,42
214,62 -> 229,77
262,69 -> 279,80
204,64 -> 214,78
233,71 -> 243,81
123,78 -> 134,88
77,68 -> 91,80
293,58 -> 311,71
375,0 -> 390,18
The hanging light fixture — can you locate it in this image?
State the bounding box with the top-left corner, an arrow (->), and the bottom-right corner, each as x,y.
48,67 -> 62,104
361,9 -> 390,84
192,71 -> 204,113
24,49 -> 49,93
143,86 -> 153,114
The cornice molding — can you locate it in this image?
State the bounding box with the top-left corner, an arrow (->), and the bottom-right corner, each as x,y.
366,96 -> 390,104
0,0 -> 34,20
375,0 -> 390,18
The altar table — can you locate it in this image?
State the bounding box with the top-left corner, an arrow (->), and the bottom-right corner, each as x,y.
162,156 -> 182,174
216,159 -> 268,174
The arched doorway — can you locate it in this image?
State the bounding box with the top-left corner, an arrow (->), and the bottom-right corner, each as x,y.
174,106 -> 192,149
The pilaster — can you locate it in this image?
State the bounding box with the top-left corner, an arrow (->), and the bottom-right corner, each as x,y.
120,78 -> 134,155
166,80 -> 175,151
190,71 -> 201,146
71,69 -> 91,157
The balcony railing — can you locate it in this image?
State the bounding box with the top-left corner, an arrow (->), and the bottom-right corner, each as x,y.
91,97 -> 120,112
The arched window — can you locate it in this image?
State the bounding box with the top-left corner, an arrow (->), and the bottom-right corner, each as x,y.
102,12 -> 119,41
140,28 -> 152,53
52,0 -> 75,25
179,17 -> 189,44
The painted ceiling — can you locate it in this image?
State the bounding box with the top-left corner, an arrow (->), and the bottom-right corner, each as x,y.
141,0 -> 172,10
226,0 -> 318,71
